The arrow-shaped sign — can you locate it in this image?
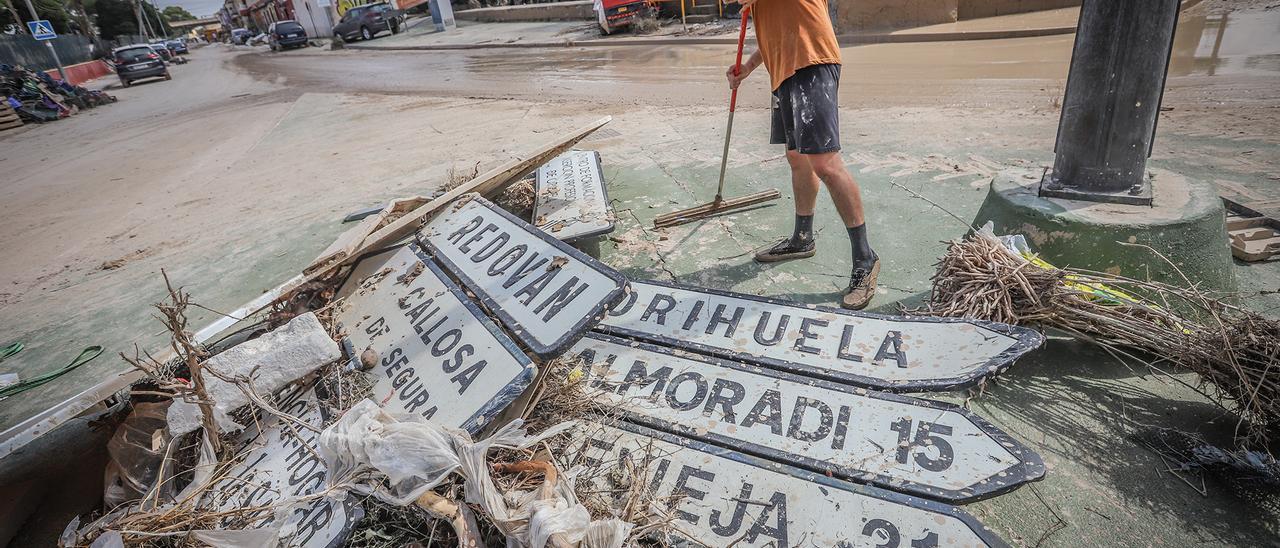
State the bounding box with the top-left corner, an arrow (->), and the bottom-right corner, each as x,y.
599,279 -> 1042,392
570,334 -> 1044,503
567,420 -> 1011,547
417,195 -> 627,360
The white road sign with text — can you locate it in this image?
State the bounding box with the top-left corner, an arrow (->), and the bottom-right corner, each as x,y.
206,382 -> 356,548
419,195 -> 627,359
570,335 -> 1044,502
567,421 -> 1009,547
534,149 -> 614,242
335,244 -> 535,431
599,279 -> 1042,391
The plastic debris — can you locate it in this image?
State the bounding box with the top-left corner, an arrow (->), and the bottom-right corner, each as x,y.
318,399 -> 631,547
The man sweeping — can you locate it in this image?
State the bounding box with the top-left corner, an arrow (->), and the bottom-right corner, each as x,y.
727,0 -> 880,310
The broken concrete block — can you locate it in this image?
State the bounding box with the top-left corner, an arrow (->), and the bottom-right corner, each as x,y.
167,312 -> 341,437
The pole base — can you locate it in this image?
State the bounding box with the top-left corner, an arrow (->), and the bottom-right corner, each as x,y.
1038,168 -> 1154,206
977,168 -> 1236,293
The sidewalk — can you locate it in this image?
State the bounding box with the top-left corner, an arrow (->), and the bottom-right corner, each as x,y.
348,18 -> 741,51
348,0 -> 1206,52
352,10 -> 1085,51
352,6 -> 1082,52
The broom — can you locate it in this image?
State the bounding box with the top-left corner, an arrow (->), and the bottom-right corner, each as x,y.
653,7 -> 780,229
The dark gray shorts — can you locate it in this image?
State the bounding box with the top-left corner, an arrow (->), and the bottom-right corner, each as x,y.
770,63 -> 842,154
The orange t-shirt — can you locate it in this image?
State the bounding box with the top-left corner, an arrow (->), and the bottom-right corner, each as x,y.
751,0 -> 842,91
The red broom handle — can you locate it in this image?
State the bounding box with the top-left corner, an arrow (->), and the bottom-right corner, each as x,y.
729,7 -> 750,112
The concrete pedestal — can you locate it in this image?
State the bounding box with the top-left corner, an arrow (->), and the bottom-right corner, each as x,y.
974,169 -> 1237,292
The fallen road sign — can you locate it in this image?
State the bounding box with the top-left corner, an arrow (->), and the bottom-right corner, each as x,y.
534,150 -> 615,242
566,420 -> 1010,547
206,381 -> 362,548
418,194 -> 628,360
570,334 -> 1044,503
335,244 -> 536,432
598,279 -> 1043,392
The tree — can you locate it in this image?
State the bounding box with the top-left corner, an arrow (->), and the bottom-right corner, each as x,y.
160,4 -> 190,21
0,0 -> 75,34
91,0 -> 136,38
141,1 -> 169,35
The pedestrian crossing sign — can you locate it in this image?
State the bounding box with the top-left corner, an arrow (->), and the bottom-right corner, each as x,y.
28,20 -> 56,40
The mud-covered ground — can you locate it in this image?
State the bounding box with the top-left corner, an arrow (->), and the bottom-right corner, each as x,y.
0,4 -> 1277,545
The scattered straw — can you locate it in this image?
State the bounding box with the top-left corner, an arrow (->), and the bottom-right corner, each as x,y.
496,177 -> 536,218
919,231 -> 1280,448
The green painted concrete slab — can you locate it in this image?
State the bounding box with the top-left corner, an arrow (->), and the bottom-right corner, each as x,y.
586,109 -> 1280,546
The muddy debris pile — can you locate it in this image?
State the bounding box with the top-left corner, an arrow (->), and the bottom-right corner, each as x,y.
60,125 -> 1049,547
1,64 -> 116,126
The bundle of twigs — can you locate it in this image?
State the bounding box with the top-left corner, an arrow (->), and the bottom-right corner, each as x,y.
922,231 -> 1280,449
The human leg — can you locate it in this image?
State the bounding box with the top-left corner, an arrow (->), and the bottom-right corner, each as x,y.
783,64 -> 880,309
755,94 -> 821,263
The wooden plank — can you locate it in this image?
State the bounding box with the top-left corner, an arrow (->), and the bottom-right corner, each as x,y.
0,119 -> 24,131
354,116 -> 613,256
303,197 -> 427,276
1232,227 -> 1278,242
298,116 -> 612,288
1227,217 -> 1265,231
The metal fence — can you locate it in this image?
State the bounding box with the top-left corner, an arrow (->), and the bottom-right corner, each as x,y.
0,34 -> 95,73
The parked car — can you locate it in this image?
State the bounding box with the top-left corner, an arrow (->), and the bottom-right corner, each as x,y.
230,28 -> 252,45
148,42 -> 173,61
267,20 -> 308,51
166,39 -> 189,54
112,44 -> 170,87
332,2 -> 404,42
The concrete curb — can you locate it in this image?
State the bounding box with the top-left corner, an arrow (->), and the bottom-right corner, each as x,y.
345,26 -> 1077,51
349,0 -> 1202,52
345,25 -> 1078,51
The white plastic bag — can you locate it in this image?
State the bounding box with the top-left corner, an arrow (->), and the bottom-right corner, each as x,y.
317,400 -> 630,547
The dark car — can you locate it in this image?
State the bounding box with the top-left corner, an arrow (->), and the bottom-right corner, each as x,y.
112,45 -> 169,87
332,2 -> 404,42
166,39 -> 188,54
148,42 -> 174,61
268,20 -> 308,51
230,28 -> 252,45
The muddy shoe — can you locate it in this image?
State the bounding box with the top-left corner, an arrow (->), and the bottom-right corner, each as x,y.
841,259 -> 881,310
754,238 -> 817,263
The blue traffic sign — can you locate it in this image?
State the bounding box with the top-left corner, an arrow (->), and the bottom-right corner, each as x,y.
27,20 -> 56,40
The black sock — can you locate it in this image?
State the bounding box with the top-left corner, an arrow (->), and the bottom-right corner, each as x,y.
789,214 -> 814,247
847,223 -> 877,268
